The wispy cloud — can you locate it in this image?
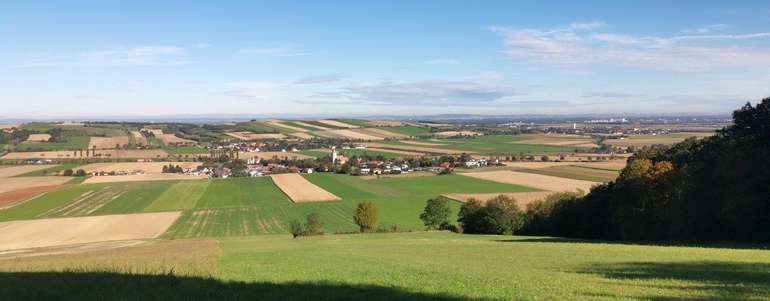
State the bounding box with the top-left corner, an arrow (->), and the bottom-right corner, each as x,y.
491,22 -> 770,72
18,46 -> 188,67
319,80 -> 522,105
237,45 -> 308,57
582,91 -> 641,98
293,74 -> 343,85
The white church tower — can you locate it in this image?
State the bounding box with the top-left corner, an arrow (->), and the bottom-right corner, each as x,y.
331,146 -> 338,163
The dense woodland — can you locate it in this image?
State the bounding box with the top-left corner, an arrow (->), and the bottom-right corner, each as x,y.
519,97 -> 770,242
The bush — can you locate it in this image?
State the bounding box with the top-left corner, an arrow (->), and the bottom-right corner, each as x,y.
304,213 -> 323,236
419,196 -> 452,230
458,195 -> 525,235
75,169 -> 87,177
353,201 -> 378,232
290,220 -> 304,238
62,169 -> 74,176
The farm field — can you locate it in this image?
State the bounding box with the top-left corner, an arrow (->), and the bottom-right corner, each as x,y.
83,173 -> 206,184
79,162 -> 201,174
0,177 -> 72,194
14,136 -> 90,151
1,149 -> 168,160
603,132 -> 714,147
0,232 -> 767,300
512,165 -> 621,182
88,136 -> 130,149
429,135 -> 588,154
0,165 -> 58,177
25,134 -> 51,142
271,174 -> 340,203
460,170 -> 598,193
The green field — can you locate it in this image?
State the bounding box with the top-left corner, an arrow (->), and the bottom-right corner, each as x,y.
514,165 -> 620,182
337,148 -> 407,159
0,232 -> 768,300
335,119 -> 371,127
14,136 -> 90,151
383,126 -> 432,136
144,181 -> 211,211
378,135 -> 586,155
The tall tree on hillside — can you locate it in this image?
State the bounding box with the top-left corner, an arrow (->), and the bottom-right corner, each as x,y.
354,201 -> 378,232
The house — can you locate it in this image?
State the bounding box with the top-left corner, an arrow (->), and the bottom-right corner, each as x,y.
305,168 -> 314,174
464,159 -> 488,168
359,166 -> 371,175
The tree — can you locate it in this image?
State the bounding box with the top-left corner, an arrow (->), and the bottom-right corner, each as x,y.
62,169 -> 74,176
457,195 -> 524,235
290,220 -> 304,238
353,201 -> 378,232
75,169 -> 87,177
419,196 -> 452,230
305,212 -> 323,235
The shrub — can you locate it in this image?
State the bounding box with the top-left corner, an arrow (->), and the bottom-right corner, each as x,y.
75,169 -> 87,177
353,201 -> 378,232
290,220 -> 304,238
419,196 -> 452,230
304,213 -> 323,236
458,195 -> 525,235
62,169 -> 74,176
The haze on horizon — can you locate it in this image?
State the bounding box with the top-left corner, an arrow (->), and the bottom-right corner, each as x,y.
2,0 -> 770,118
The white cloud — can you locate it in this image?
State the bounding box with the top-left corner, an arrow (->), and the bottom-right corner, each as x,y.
492,22 -> 770,72
478,71 -> 504,81
18,46 -> 188,67
582,91 -> 642,98
293,74 -> 343,85
325,80 -> 522,105
223,81 -> 291,100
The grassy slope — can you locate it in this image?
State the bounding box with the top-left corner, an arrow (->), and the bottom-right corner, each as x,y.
0,232 -> 768,300
194,177 -> 287,208
0,184 -> 108,221
144,180 -> 210,211
93,181 -> 176,215
216,232 -> 770,300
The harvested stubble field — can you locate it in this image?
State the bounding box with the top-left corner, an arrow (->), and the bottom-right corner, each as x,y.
289,132 -> 315,139
264,121 -> 309,133
0,211 -> 180,251
157,134 -> 196,145
367,120 -> 405,127
271,174 -> 340,203
0,165 -> 58,178
514,134 -> 599,148
80,162 -> 201,175
316,129 -> 383,140
434,131 -> 482,137
291,121 -> 332,130
367,142 -> 467,154
460,170 -> 597,193
130,131 -> 147,145
226,132 -> 286,140
353,128 -> 409,139
88,136 -> 130,149
318,119 -> 359,128
0,177 -> 72,194
82,173 -> 207,184
24,134 -> 51,142
603,132 -> 713,147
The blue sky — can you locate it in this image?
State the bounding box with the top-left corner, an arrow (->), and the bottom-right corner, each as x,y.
2,1 -> 770,117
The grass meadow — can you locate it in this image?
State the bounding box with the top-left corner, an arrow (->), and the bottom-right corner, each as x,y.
0,232 -> 767,300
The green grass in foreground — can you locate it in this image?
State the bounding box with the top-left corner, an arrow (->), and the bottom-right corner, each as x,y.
1,232 -> 765,300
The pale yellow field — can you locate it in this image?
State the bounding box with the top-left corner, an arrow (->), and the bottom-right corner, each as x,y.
0,211 -> 180,251
131,131 -> 147,145
292,121 -> 332,130
1,149 -> 169,159
88,136 -> 130,149
226,132 -> 286,140
603,133 -> 713,147
157,134 -> 196,145
237,151 -> 315,160
442,191 -> 555,206
270,173 -> 340,203
142,129 -> 164,136
79,162 -> 201,174
460,170 -> 597,193
318,119 -> 359,128
0,165 -> 58,178
82,173 -> 207,184
502,160 -> 628,171
367,120 -> 404,127
354,128 -> 409,139
289,132 -> 315,139
0,177 -> 73,194
0,125 -> 19,130
265,121 -> 309,132
327,129 -> 383,140
25,134 -> 51,142
514,135 -> 598,148
434,131 -> 482,137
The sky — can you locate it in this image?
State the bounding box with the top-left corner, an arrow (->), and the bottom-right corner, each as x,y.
2,0 -> 770,118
